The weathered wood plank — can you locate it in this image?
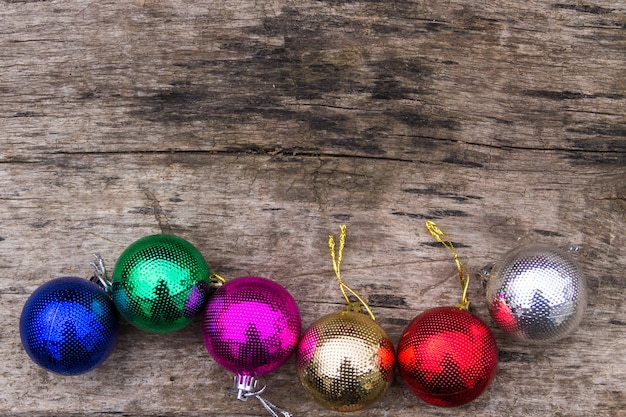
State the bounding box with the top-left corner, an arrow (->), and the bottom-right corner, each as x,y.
1,1 -> 624,160
0,0 -> 624,416
0,152 -> 623,416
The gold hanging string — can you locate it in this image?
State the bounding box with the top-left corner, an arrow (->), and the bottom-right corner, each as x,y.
425,220 -> 471,310
210,272 -> 227,286
328,224 -> 376,321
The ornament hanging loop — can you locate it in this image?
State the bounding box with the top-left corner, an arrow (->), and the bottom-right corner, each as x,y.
230,374 -> 293,417
89,254 -> 112,293
210,272 -> 227,286
328,225 -> 376,321
425,220 -> 471,310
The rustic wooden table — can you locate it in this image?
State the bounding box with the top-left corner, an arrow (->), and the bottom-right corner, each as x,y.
1,1 -> 624,416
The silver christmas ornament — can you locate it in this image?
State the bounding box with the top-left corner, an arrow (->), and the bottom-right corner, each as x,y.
482,243 -> 587,343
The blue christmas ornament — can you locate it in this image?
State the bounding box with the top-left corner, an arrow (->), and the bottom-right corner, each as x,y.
20,275 -> 119,375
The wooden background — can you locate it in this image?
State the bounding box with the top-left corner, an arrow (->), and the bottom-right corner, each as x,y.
1,0 -> 624,416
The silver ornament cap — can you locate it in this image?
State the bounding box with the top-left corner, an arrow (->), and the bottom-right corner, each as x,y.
483,243 -> 587,343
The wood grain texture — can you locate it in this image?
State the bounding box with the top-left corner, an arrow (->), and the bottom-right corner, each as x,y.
0,0 -> 624,416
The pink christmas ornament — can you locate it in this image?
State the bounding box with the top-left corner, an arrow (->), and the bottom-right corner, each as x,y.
202,276 -> 301,416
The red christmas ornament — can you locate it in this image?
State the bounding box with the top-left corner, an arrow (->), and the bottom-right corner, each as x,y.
397,221 -> 498,407
398,306 -> 497,407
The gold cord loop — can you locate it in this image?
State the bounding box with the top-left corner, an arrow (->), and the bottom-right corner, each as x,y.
210,272 -> 227,286
328,225 -> 376,321
425,220 -> 471,310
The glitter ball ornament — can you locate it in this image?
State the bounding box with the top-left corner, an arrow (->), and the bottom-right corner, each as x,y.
20,276 -> 118,375
296,311 -> 395,412
398,221 -> 498,407
112,234 -> 211,333
482,243 -> 587,343
296,225 -> 396,412
202,275 -> 301,417
202,276 -> 301,375
398,306 -> 498,407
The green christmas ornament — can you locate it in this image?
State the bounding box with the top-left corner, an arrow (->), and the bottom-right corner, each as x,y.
112,234 -> 211,333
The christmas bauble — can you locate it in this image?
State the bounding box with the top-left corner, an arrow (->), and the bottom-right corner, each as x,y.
483,243 -> 587,343
202,276 -> 301,376
20,277 -> 118,375
296,311 -> 395,412
112,234 -> 211,333
398,306 -> 498,407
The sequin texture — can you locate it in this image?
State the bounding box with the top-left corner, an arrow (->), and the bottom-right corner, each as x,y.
296,311 -> 395,412
202,276 -> 301,376
398,306 -> 498,407
112,234 -> 211,333
485,243 -> 587,343
20,277 -> 118,375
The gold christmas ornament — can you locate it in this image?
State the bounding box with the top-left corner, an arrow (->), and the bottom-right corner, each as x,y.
296,225 -> 396,412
